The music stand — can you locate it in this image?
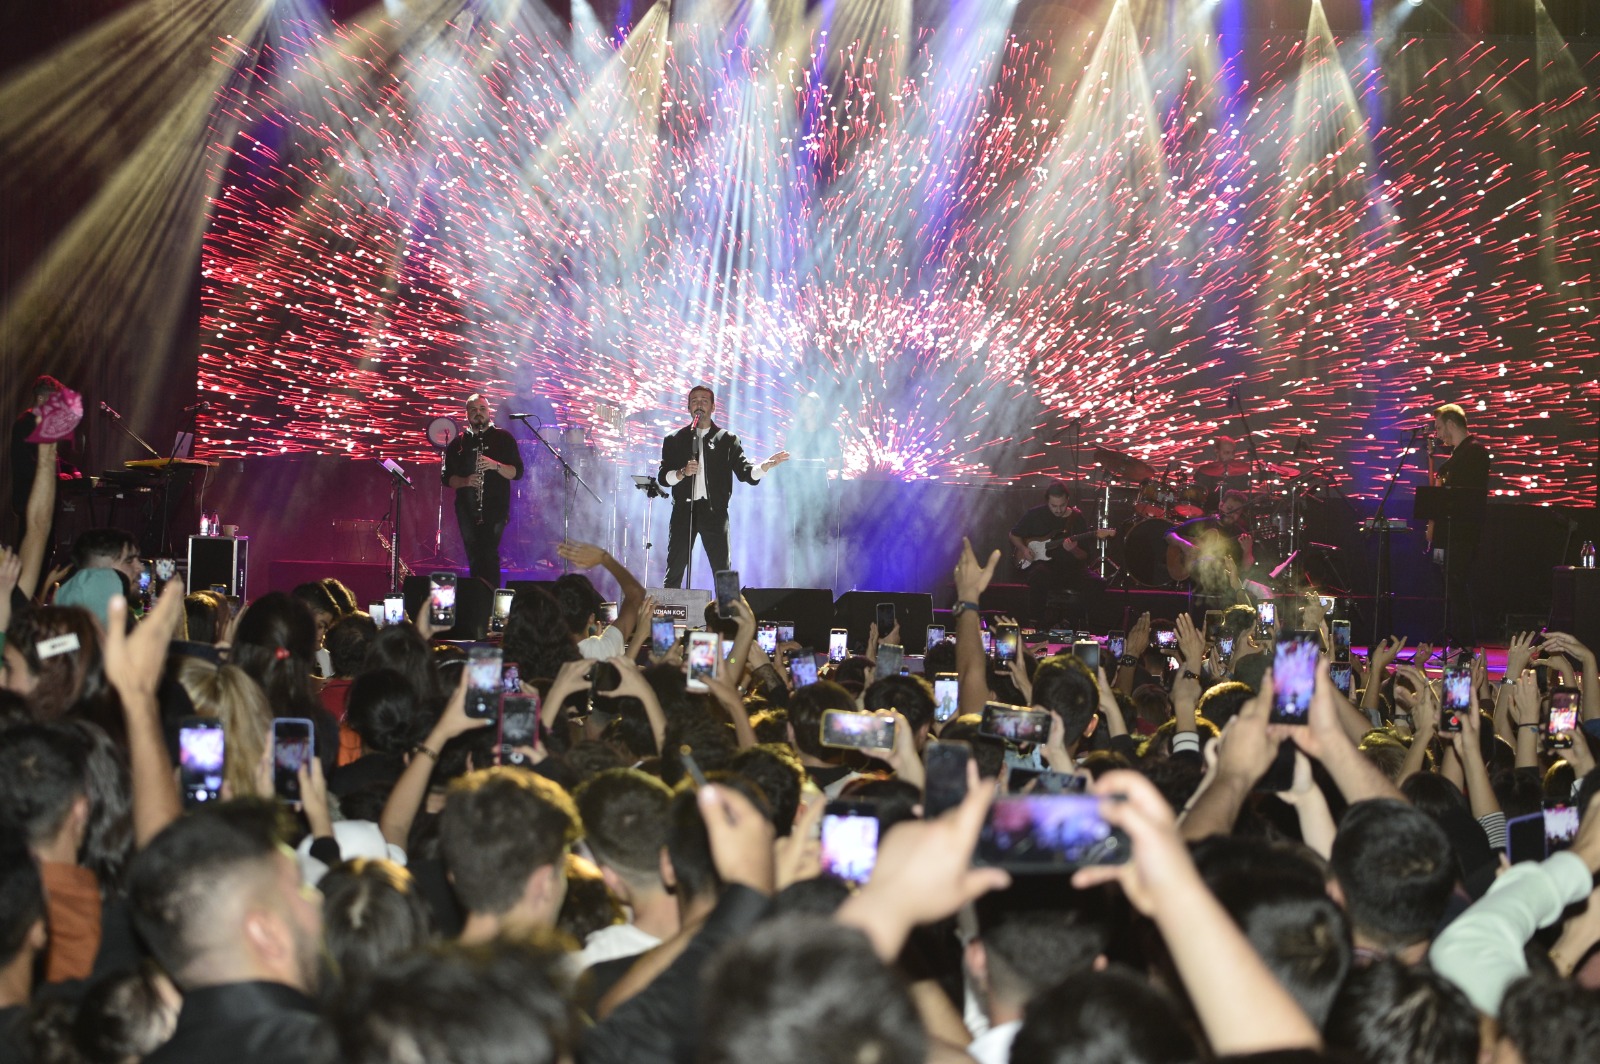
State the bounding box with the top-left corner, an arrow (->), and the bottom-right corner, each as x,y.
1414,486 -> 1487,643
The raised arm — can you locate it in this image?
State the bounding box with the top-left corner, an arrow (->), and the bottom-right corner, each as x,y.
17,442 -> 57,600
1285,660 -> 1405,805
379,671 -> 489,849
557,540 -> 646,636
952,538 -> 999,719
103,582 -> 186,846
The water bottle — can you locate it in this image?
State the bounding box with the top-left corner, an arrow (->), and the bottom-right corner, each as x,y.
1583,541 -> 1597,570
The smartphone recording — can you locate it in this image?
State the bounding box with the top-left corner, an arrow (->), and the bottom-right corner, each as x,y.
975,794 -> 1129,872
820,709 -> 897,751
979,702 -> 1051,746
1270,633 -> 1318,725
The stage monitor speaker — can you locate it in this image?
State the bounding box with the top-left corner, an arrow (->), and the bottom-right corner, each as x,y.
834,591 -> 934,655
1550,567 -> 1600,654
505,580 -> 559,601
403,573 -> 492,640
645,587 -> 713,626
744,588 -> 835,650
188,536 -> 249,598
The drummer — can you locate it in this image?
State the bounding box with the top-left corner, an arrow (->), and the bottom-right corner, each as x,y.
1193,436 -> 1249,513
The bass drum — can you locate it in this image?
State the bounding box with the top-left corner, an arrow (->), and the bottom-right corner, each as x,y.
1118,517 -> 1176,586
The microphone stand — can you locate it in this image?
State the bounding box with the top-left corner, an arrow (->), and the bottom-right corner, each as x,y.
510,414 -> 599,573
379,459 -> 415,594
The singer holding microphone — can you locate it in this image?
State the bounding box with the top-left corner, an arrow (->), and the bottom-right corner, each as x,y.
441,393 -> 523,588
658,385 -> 788,589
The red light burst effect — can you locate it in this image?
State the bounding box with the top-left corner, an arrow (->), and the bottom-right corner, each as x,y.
198,13 -> 1600,503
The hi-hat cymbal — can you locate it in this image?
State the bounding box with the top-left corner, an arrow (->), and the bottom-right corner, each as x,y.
1092,446 -> 1157,484
1195,459 -> 1252,477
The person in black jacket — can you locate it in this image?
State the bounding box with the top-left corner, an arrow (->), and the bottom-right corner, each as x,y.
440,394 -> 525,589
1431,402 -> 1490,646
656,386 -> 787,589
128,804 -> 327,1064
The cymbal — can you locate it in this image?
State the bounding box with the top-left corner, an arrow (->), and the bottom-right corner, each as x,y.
1261,462 -> 1300,478
1195,459 -> 1252,477
1092,446 -> 1157,484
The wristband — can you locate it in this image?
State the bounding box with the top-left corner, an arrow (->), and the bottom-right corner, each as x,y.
1118,654 -> 1136,668
413,742 -> 441,761
1180,669 -> 1199,681
952,600 -> 980,617
1516,723 -> 1541,731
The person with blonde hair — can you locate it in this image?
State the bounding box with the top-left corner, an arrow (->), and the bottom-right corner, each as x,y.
175,658 -> 273,799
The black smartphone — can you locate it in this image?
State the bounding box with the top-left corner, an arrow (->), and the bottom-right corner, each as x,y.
875,643 -> 904,680
933,672 -> 960,723
1254,739 -> 1297,793
272,718 -> 315,802
828,628 -> 849,663
1329,661 -> 1352,697
1154,628 -> 1178,651
1331,620 -> 1352,663
1270,632 -> 1319,725
777,622 -> 795,644
925,624 -> 945,651
464,646 -> 503,719
1256,600 -> 1277,633
651,618 -> 676,654
491,588 -> 514,633
1506,810 -> 1546,864
756,622 -> 778,656
1204,610 -> 1225,642
428,572 -> 457,629
1006,768 -> 1088,795
820,709 -> 897,751
876,602 -> 896,636
501,663 -> 522,693
384,595 -> 405,627
993,625 -> 1020,665
791,651 -> 819,687
975,794 -> 1130,872
1549,690 -> 1578,749
1440,664 -> 1471,733
923,740 -> 972,817
1107,632 -> 1126,660
979,702 -> 1052,746
820,800 -> 880,885
178,717 -> 225,808
1047,628 -> 1074,645
1072,640 -> 1100,673
714,570 -> 741,615
600,601 -> 619,625
1219,635 -> 1236,662
498,691 -> 541,766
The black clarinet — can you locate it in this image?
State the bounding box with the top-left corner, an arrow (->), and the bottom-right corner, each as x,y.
469,432 -> 486,524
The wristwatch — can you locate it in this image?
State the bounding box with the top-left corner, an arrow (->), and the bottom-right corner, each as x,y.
1118,654 -> 1137,668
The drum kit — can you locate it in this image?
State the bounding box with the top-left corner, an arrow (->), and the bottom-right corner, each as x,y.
1074,445 -> 1339,587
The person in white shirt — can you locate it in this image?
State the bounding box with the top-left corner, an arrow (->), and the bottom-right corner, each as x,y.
961,897 -> 1108,1064
572,770 -> 678,972
656,385 -> 787,589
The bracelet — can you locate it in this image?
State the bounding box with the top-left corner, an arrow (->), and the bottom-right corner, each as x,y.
1516,723 -> 1541,731
952,600 -> 980,617
413,742 -> 441,761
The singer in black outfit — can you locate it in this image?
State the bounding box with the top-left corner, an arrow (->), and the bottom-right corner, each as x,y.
657,386 -> 788,589
441,394 -> 524,588
1431,402 -> 1490,646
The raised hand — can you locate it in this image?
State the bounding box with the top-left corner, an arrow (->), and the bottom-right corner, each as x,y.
953,536 -> 1001,602
1126,612 -> 1153,660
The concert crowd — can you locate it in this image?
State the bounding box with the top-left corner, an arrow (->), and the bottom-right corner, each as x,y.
2,433 -> 1599,1064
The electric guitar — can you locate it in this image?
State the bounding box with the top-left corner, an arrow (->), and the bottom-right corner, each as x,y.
1017,528 -> 1116,569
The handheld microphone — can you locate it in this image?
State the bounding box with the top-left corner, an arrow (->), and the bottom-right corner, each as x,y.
182,401 -> 211,413
99,401 -> 122,420
691,412 -> 702,460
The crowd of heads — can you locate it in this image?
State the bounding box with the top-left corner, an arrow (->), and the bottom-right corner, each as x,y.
0,513 -> 1598,1064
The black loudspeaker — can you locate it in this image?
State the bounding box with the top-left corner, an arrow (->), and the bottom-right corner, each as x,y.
833,591 -> 934,655
744,588 -> 836,651
1550,567 -> 1600,654
506,580 -> 559,599
188,536 -> 249,597
403,573 -> 493,640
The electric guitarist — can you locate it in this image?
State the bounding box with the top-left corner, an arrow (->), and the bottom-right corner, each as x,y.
1009,481 -> 1114,625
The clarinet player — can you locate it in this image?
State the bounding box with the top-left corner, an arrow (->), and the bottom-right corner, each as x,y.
441,393 -> 524,589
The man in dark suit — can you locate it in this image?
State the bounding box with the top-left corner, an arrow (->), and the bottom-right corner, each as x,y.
1431,402 -> 1490,646
441,394 -> 525,588
657,385 -> 788,589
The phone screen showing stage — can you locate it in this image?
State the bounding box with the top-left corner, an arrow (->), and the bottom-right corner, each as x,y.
1271,635 -> 1318,724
